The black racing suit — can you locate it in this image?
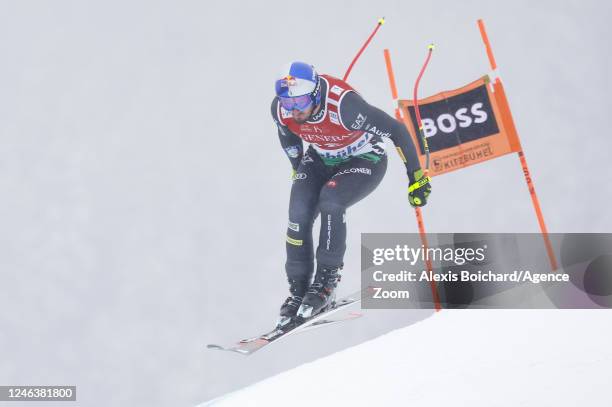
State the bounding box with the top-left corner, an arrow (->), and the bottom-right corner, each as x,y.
271,81 -> 422,285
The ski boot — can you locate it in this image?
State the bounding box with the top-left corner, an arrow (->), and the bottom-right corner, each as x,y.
297,264 -> 342,319
277,278 -> 309,328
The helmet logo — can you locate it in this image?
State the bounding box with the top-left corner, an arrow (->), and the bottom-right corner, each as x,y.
280,75 -> 297,88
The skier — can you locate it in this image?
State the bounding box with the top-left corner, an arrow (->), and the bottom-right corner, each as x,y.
272,61 -> 431,325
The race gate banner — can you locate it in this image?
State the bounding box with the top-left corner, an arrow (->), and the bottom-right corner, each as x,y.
398,76 -> 522,176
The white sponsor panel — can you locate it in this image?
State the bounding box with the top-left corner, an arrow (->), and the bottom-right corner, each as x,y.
329,110 -> 340,125
311,132 -> 375,161
330,85 -> 344,96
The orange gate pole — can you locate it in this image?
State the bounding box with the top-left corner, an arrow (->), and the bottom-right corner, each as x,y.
477,19 -> 558,270
384,49 -> 442,311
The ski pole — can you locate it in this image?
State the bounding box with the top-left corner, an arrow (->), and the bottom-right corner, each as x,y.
343,17 -> 385,81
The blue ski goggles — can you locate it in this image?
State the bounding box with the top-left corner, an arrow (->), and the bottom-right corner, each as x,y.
278,94 -> 313,112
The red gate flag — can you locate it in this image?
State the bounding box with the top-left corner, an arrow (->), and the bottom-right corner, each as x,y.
398,76 -> 522,177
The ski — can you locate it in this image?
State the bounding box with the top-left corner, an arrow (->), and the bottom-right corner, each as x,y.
206,292 -> 362,355
297,310 -> 362,333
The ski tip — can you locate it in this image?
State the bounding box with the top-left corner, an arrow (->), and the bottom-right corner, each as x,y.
206,344 -> 255,355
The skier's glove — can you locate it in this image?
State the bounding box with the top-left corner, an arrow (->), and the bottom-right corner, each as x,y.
291,168 -> 297,180
408,169 -> 431,207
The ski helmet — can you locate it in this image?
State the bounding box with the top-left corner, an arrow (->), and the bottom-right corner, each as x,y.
275,62 -> 321,111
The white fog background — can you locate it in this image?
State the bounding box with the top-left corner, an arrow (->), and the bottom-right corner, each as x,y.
0,0 -> 610,406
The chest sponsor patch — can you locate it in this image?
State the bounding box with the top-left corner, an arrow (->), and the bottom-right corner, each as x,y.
280,107 -> 292,119
351,113 -> 367,130
329,110 -> 340,125
330,85 -> 344,96
284,146 -> 300,158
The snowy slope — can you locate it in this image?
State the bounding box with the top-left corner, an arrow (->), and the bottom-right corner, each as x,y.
201,311 -> 612,406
